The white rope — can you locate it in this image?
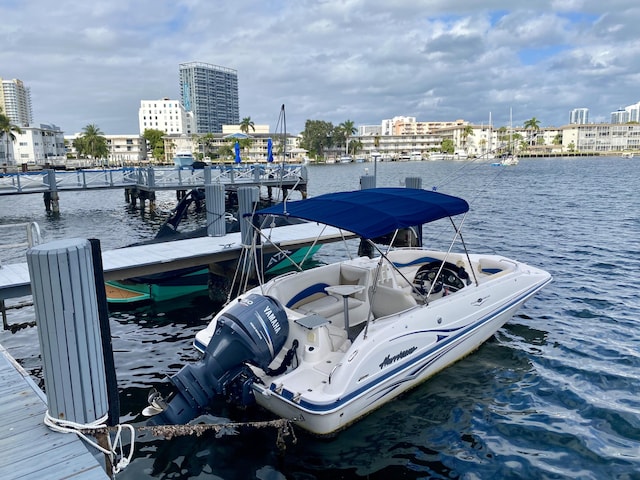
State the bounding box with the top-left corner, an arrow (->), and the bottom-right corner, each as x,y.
44,411 -> 135,474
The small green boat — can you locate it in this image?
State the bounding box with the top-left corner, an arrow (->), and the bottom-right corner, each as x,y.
106,188 -> 322,305
106,245 -> 321,305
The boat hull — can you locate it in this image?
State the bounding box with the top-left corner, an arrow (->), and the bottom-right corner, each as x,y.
250,275 -> 549,435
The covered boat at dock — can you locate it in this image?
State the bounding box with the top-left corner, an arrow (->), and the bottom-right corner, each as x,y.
145,187 -> 552,435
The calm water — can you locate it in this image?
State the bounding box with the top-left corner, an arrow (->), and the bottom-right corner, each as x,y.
1,157 -> 639,479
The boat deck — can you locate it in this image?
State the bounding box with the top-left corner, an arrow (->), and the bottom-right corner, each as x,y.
0,344 -> 109,479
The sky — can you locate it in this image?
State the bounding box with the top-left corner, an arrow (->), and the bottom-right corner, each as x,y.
1,0 -> 639,135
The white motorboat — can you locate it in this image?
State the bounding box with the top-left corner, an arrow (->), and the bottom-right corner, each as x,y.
173,150 -> 195,168
146,188 -> 551,435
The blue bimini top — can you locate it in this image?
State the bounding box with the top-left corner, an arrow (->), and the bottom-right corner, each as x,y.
252,187 -> 469,239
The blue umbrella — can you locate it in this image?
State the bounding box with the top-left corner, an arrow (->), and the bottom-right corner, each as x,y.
267,138 -> 273,163
234,141 -> 241,164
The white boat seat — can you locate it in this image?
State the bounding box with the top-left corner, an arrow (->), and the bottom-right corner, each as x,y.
296,294 -> 364,319
371,284 -> 417,318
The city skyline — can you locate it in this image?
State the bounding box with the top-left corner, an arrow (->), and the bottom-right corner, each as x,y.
4,74 -> 640,137
2,1 -> 640,135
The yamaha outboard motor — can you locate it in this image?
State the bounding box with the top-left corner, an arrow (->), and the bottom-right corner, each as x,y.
150,293 -> 289,425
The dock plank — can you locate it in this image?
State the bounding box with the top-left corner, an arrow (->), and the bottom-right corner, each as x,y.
0,346 -> 109,480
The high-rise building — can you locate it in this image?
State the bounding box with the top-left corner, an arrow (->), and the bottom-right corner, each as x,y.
0,78 -> 33,126
611,109 -> 629,124
569,108 -> 589,125
138,98 -> 194,135
624,101 -> 640,123
179,62 -> 239,134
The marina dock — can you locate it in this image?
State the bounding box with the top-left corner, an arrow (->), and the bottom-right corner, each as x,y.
0,222 -> 356,302
0,344 -> 109,479
0,164 -> 308,213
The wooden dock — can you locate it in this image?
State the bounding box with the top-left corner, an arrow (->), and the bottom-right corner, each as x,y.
0,222 -> 356,302
0,344 -> 109,479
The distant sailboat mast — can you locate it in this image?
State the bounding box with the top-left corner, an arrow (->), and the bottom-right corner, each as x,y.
489,112 -> 493,156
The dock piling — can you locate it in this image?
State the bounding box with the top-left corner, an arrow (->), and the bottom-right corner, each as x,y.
27,238 -> 109,425
206,183 -> 227,236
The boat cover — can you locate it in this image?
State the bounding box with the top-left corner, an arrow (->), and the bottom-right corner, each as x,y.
252,188 -> 469,239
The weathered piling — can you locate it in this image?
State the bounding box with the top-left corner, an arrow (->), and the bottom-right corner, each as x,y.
205,183 -> 227,237
26,237 -> 122,474
406,177 -> 423,246
360,174 -> 376,190
238,186 -> 259,247
238,187 -> 261,278
405,177 -> 422,189
27,238 -> 109,425
43,169 -> 59,213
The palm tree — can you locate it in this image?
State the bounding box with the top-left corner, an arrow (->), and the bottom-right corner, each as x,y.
76,124 -> 109,165
216,144 -> 234,163
348,139 -> 363,156
0,106 -> 23,165
479,138 -> 487,155
461,125 -> 474,152
196,133 -> 216,160
338,120 -> 356,155
523,117 -> 541,146
240,117 -> 255,135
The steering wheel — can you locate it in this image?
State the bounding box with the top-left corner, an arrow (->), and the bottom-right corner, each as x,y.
413,261 -> 468,296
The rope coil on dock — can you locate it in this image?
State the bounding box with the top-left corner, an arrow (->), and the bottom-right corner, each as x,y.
44,411 -> 135,475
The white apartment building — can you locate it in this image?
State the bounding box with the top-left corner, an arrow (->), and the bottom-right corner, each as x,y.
381,117 -> 415,135
569,108 -> 589,125
6,123 -> 65,165
163,130 -> 302,164
64,134 -> 148,165
222,124 -> 270,135
562,123 -> 640,153
357,125 -> 382,136
105,134 -> 148,164
353,122 -> 565,159
0,78 -> 33,126
138,98 -> 194,135
624,102 -> 640,123
610,101 -> 640,124
611,109 -> 629,124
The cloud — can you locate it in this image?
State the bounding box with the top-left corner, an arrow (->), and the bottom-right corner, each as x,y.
1,0 -> 640,133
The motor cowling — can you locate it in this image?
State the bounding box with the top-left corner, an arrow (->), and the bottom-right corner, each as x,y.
151,293 -> 289,425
